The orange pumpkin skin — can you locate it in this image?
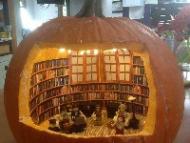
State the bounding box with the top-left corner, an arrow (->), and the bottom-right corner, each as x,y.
4,17 -> 184,143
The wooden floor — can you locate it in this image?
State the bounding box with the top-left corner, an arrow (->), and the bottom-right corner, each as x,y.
0,89 -> 190,143
41,117 -> 143,137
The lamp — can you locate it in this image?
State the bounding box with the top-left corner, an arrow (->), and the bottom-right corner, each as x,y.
128,95 -> 139,129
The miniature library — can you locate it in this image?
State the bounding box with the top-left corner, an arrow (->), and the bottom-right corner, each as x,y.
28,48 -> 149,136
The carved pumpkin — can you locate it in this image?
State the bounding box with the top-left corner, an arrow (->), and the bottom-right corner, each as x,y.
4,1 -> 184,143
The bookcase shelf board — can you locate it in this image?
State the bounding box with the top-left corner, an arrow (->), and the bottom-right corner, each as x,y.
28,49 -> 149,125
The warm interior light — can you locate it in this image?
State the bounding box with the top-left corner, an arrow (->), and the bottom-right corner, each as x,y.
112,48 -> 117,52
68,49 -> 72,54
59,48 -> 65,53
80,50 -> 85,55
94,49 -> 99,55
86,50 -> 91,55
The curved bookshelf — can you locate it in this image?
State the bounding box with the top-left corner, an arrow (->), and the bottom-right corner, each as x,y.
29,50 -> 150,124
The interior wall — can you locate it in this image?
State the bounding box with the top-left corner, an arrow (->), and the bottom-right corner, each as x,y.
33,3 -> 58,23
129,6 -> 144,19
25,0 -> 58,24
8,0 -> 22,51
101,0 -> 112,17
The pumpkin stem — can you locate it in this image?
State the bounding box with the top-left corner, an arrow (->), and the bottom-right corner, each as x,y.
75,0 -> 104,17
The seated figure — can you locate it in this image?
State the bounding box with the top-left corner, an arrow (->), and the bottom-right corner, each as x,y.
71,106 -> 87,133
48,118 -> 60,132
91,105 -> 103,126
59,108 -> 72,133
112,103 -> 131,134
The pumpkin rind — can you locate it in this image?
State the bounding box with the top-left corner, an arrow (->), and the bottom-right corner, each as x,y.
4,17 -> 184,143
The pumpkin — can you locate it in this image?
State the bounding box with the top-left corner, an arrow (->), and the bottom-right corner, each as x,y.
4,0 -> 184,143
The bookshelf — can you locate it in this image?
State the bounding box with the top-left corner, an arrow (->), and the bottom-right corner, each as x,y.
29,49 -> 149,124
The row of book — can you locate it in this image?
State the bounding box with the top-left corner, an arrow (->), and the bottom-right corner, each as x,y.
69,83 -> 134,93
133,66 -> 145,75
38,98 -> 59,115
133,75 -> 147,85
30,77 -> 69,97
133,56 -> 144,65
30,91 -> 149,114
125,104 -> 148,115
33,58 -> 69,73
38,107 -> 60,124
30,76 -> 147,99
30,85 -> 149,114
59,92 -> 119,101
30,90 -> 149,112
30,88 -> 61,109
31,68 -> 69,85
31,110 -> 39,124
30,83 -> 149,106
134,95 -> 149,106
133,85 -> 149,95
31,99 -> 148,124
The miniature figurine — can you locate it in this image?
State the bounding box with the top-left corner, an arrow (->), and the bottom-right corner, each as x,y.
66,104 -> 72,119
48,118 -> 60,132
101,106 -> 108,123
71,105 -> 87,133
127,96 -> 139,129
112,103 -> 131,134
91,105 -> 102,126
59,108 -> 72,133
128,115 -> 139,129
114,104 -> 130,121
115,115 -> 125,134
133,85 -> 141,94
